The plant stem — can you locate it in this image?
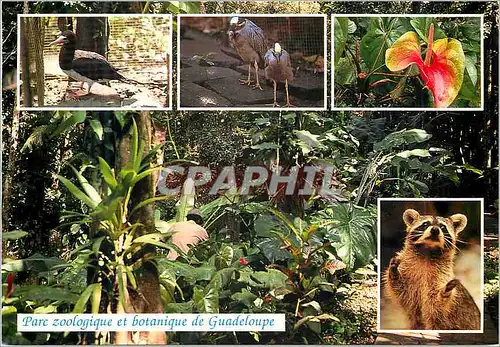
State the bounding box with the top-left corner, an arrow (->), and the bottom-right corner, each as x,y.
166,115 -> 180,160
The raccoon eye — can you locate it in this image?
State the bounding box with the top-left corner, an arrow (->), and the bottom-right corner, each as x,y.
421,222 -> 429,229
440,225 -> 448,232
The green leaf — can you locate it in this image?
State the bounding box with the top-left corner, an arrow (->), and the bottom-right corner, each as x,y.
131,166 -> 162,186
250,142 -> 281,150
3,254 -> 66,273
409,18 -> 447,43
13,285 -> 79,304
140,142 -> 165,171
293,130 -> 325,155
193,286 -> 218,313
50,111 -> 86,139
89,119 -> 103,141
2,230 -> 29,241
158,260 -> 215,285
57,175 -> 98,209
360,17 -> 409,73
218,245 -> 234,269
231,289 -> 258,308
395,149 -> 431,159
374,128 -> 431,152
333,17 -> 348,66
131,195 -> 173,216
335,57 -> 357,85
164,301 -> 194,313
175,178 -> 195,222
249,269 -> 289,290
464,54 -> 477,86
256,237 -> 292,263
72,283 -> 101,313
316,204 -> 376,270
69,164 -> 102,204
97,157 -> 118,190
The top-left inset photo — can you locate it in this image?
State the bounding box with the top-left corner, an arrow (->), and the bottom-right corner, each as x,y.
17,14 -> 172,110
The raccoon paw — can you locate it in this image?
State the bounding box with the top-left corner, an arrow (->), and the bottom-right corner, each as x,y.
388,257 -> 401,280
442,279 -> 460,297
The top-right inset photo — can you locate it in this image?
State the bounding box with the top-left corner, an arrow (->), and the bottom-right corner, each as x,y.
332,15 -> 483,110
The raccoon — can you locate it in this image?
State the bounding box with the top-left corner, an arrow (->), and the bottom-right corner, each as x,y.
383,208 -> 481,330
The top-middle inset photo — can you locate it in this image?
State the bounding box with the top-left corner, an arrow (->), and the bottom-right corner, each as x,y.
178,14 -> 327,111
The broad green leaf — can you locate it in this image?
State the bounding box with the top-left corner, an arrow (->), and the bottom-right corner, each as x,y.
208,268 -> 236,290
333,17 -> 348,65
374,128 -> 431,152
360,17 -> 408,73
193,286 -> 218,313
395,149 -> 431,159
316,204 -> 376,270
34,305 -> 57,314
464,54 -> 478,86
249,269 -> 289,290
164,301 -> 194,313
13,285 -> 79,304
3,254 -> 66,273
218,245 -> 234,269
2,230 -> 28,241
293,130 -> 325,155
231,289 -> 258,308
256,237 -> 292,263
251,142 -> 281,150
335,57 -> 357,85
409,18 -> 446,43
158,260 -> 215,285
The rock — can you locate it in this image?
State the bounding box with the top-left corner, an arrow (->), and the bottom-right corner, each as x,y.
289,70 -> 325,100
180,81 -> 233,108
180,30 -> 241,68
203,77 -> 275,105
89,82 -> 121,98
181,66 -> 241,84
235,65 -> 325,101
123,91 -> 164,108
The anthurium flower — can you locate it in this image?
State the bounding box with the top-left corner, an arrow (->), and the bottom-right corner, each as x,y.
385,24 -> 465,108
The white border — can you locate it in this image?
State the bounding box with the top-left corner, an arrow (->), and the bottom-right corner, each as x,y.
331,14 -> 484,111
377,197 -> 485,334
17,13 -> 173,111
176,14 -> 327,112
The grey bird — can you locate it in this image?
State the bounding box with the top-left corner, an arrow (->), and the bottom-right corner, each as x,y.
264,43 -> 294,107
227,16 -> 266,90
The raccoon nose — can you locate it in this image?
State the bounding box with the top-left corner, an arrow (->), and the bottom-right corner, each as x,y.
431,227 -> 440,236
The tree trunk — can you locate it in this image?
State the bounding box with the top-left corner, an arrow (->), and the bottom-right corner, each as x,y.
76,17 -> 108,56
20,17 -> 31,107
114,111 -> 166,344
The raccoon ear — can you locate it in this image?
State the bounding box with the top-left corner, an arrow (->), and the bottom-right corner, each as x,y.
403,209 -> 420,228
449,214 -> 467,234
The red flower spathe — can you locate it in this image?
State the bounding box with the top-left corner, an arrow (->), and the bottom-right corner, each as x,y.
385,24 -> 465,108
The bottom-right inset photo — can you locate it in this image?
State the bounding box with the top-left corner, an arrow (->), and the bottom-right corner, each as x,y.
378,198 -> 483,332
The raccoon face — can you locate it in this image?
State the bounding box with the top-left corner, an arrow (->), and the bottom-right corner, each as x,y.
403,209 -> 467,257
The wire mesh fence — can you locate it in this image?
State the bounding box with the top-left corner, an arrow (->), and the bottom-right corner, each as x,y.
179,15 -> 325,109
20,15 -> 171,108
